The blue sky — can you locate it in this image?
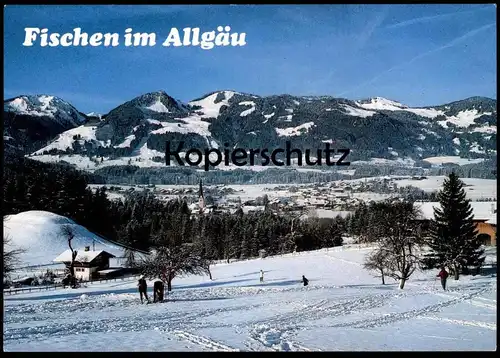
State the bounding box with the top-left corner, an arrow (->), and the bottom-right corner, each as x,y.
4,4 -> 497,114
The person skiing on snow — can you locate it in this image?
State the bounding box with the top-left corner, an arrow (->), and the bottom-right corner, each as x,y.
437,267 -> 449,291
260,270 -> 264,283
137,276 -> 150,303
153,280 -> 164,303
302,275 -> 309,287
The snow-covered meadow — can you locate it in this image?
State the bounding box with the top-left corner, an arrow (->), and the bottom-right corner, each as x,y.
4,245 -> 496,351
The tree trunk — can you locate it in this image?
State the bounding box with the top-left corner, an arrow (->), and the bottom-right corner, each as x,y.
399,278 -> 406,289
380,270 -> 385,285
453,263 -> 459,280
68,237 -> 77,288
208,267 -> 213,280
167,277 -> 172,292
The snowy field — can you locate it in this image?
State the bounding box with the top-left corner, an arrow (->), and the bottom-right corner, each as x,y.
394,177 -> 497,200
4,246 -> 496,351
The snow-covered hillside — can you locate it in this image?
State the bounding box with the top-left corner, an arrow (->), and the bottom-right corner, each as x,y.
189,90 -> 239,118
4,95 -> 86,126
3,245 -> 496,351
3,211 -> 126,267
32,125 -> 107,154
356,96 -> 495,126
356,97 -> 408,111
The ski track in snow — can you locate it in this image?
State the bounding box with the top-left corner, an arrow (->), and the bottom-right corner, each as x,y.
4,282 -> 495,349
243,291 -> 413,351
325,254 -> 363,266
170,330 -> 240,351
327,283 -> 495,329
433,292 -> 497,310
246,324 -> 320,351
417,316 -> 496,331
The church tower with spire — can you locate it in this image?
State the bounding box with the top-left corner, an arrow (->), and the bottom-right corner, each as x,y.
198,179 -> 205,213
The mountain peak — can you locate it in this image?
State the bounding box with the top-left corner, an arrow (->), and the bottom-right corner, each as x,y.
4,95 -> 86,124
371,97 -> 406,107
123,91 -> 189,114
355,97 -> 407,111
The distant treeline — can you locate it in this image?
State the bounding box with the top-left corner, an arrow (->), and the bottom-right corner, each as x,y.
91,166 -> 348,185
88,158 -> 496,185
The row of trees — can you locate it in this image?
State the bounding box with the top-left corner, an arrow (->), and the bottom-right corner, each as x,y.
113,197 -> 345,290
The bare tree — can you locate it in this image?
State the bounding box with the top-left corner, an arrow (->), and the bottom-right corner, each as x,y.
205,261 -> 213,280
363,249 -> 390,285
367,200 -> 425,289
3,234 -> 25,279
60,225 -> 78,288
138,243 -> 211,292
124,248 -> 136,268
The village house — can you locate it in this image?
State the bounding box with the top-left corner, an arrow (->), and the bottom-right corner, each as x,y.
53,247 -> 117,282
415,201 -> 497,246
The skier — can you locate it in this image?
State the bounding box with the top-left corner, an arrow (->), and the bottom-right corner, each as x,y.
260,270 -> 264,283
437,267 -> 449,291
302,275 -> 309,287
153,280 -> 164,303
137,276 -> 150,303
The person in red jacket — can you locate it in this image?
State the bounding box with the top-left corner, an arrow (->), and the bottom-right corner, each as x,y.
437,267 -> 449,291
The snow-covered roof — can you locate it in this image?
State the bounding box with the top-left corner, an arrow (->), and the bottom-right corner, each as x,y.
301,209 -> 353,220
53,249 -> 115,263
415,201 -> 497,222
242,205 -> 265,213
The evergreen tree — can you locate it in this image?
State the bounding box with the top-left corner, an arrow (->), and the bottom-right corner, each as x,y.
328,221 -> 344,247
421,172 -> 485,280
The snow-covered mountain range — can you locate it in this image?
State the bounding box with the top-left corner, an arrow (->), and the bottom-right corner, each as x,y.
4,91 -> 497,172
4,95 -> 88,152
